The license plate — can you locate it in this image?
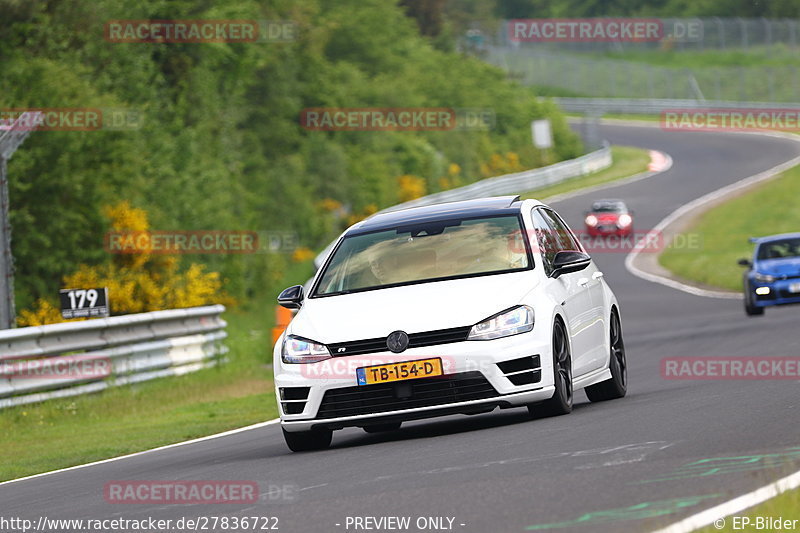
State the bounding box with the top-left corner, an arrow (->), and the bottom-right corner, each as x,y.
356,358 -> 443,386
790,282 -> 800,293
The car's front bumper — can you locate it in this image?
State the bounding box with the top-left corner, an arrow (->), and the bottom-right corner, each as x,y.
752,279 -> 800,307
275,332 -> 554,432
281,387 -> 555,432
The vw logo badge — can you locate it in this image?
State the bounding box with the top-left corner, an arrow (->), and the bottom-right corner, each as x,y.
386,330 -> 409,353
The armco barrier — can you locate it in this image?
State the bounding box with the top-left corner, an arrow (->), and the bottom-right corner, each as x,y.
0,305 -> 227,408
550,97 -> 800,115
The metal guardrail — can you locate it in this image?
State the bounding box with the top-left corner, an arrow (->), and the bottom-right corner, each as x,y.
0,305 -> 227,408
552,97 -> 800,115
314,144 -> 612,268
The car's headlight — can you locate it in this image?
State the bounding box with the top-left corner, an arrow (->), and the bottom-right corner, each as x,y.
282,335 -> 331,364
468,306 -> 534,341
585,215 -> 598,226
618,214 -> 632,227
754,272 -> 776,282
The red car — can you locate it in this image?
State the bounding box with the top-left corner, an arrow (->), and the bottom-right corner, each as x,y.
584,199 -> 634,237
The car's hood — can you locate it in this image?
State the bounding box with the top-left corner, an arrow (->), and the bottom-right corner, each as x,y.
289,271 -> 537,344
757,257 -> 800,276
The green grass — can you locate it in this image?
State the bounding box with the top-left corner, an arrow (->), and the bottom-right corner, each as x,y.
510,45 -> 800,102
659,164 -> 800,291
521,145 -> 651,201
695,488 -> 800,532
0,259 -> 316,482
596,45 -> 800,69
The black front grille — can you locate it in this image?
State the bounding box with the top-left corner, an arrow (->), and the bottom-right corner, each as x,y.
497,355 -> 540,374
778,289 -> 800,299
327,326 -> 471,356
280,387 -> 310,401
316,372 -> 498,419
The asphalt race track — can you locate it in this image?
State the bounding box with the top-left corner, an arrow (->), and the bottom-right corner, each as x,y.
2,125 -> 800,533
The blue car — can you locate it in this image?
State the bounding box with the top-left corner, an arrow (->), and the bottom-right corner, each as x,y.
738,233 -> 800,316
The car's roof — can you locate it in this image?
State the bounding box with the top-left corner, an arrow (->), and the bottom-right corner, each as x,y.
348,196 -> 525,235
751,232 -> 800,244
591,198 -> 626,207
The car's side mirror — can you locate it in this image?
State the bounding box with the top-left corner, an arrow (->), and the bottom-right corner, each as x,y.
628,209 -> 635,216
551,250 -> 591,278
737,258 -> 752,267
278,285 -> 304,309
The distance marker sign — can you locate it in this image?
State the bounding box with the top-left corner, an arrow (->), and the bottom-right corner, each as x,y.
59,288 -> 109,319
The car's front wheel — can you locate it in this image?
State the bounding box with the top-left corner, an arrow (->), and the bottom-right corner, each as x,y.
282,427 -> 332,452
529,319 -> 572,418
586,310 -> 627,402
743,280 -> 765,316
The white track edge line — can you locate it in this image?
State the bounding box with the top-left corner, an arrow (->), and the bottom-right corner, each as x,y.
0,418 -> 280,487
650,467 -> 800,533
625,130 -> 800,299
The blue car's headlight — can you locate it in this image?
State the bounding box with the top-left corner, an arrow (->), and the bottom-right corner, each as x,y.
282,335 -> 331,364
754,272 -> 776,283
468,306 -> 534,341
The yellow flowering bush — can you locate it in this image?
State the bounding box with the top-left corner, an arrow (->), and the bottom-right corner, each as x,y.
317,198 -> 343,212
292,246 -> 316,263
481,151 -> 524,178
346,204 -> 378,226
397,174 -> 426,203
17,202 -> 234,327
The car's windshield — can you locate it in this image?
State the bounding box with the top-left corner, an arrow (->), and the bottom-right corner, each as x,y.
591,201 -> 626,213
757,238 -> 800,260
314,215 -> 530,296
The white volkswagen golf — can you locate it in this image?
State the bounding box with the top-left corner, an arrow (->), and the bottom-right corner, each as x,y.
273,196 -> 627,451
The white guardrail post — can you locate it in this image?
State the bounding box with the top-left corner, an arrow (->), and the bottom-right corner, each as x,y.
0,304 -> 228,409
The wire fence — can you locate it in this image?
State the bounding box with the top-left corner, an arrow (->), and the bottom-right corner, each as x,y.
486,46 -> 800,103
491,18 -> 800,51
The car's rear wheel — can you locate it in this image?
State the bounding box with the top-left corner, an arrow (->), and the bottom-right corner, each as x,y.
744,281 -> 765,316
362,422 -> 402,433
529,319 -> 572,417
586,310 -> 627,402
282,427 -> 332,452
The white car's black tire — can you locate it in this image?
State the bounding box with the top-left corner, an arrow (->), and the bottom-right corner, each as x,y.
586,310 -> 627,402
529,319 -> 573,417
